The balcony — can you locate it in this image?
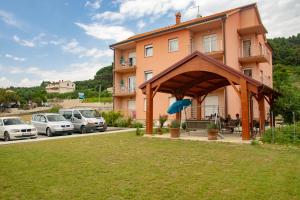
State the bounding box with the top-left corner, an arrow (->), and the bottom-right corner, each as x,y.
189,38 -> 224,59
114,60 -> 136,73
239,43 -> 270,64
237,24 -> 267,36
113,85 -> 136,97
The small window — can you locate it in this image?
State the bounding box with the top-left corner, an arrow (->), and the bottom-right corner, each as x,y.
242,40 -> 251,57
128,100 -> 136,111
260,70 -> 264,82
145,44 -> 153,57
63,111 -> 72,120
203,34 -> 217,53
243,68 -> 252,77
144,71 -> 153,81
168,38 -> 178,52
73,110 -> 82,119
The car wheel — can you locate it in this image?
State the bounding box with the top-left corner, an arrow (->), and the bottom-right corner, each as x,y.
80,126 -> 86,134
4,132 -> 10,141
68,132 -> 73,135
46,128 -> 53,137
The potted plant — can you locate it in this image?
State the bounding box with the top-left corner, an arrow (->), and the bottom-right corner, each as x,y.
157,114 -> 168,135
170,120 -> 180,138
207,122 -> 219,140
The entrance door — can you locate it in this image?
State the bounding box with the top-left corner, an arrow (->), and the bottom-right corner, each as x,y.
204,96 -> 219,118
128,76 -> 136,93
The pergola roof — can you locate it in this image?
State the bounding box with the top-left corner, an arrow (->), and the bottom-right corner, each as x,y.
139,51 -> 279,98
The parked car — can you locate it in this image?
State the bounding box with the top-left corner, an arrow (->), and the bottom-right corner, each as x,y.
59,108 -> 107,134
0,117 -> 37,141
31,113 -> 74,137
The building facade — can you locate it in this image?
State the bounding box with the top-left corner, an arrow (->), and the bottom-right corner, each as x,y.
110,3 -> 272,122
46,80 -> 75,94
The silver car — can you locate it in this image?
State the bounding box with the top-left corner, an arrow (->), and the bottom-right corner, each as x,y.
31,113 -> 74,137
0,117 -> 38,141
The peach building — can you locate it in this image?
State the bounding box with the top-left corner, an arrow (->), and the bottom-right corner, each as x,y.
110,3 -> 272,123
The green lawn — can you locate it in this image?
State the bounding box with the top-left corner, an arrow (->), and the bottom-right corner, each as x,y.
82,96 -> 112,103
0,132 -> 300,200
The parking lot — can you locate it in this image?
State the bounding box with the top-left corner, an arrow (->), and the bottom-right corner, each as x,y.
0,127 -> 135,145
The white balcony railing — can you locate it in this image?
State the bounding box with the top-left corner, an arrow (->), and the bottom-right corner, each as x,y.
187,39 -> 223,55
239,43 -> 270,62
114,85 -> 136,95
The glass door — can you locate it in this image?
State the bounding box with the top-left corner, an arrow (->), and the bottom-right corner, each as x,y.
128,76 -> 136,93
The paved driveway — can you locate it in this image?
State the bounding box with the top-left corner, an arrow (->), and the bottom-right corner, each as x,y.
0,127 -> 135,145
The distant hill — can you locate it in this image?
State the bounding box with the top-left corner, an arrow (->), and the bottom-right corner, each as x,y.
268,33 -> 300,122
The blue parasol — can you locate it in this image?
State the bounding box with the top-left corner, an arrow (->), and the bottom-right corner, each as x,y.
167,99 -> 192,114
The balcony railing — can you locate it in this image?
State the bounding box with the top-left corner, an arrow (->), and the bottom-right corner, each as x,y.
114,85 -> 136,96
239,43 -> 270,64
187,39 -> 224,58
114,58 -> 137,73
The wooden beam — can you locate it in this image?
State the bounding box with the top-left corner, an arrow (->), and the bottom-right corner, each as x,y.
264,95 -> 270,105
228,79 -> 241,98
152,84 -> 161,98
240,79 -> 250,140
258,93 -> 265,135
146,84 -> 153,135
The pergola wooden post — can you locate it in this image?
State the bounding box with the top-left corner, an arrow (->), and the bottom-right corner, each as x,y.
196,97 -> 202,120
146,83 -> 153,135
240,79 -> 250,140
258,93 -> 265,134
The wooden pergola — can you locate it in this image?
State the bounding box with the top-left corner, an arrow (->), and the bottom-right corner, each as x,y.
139,51 -> 278,140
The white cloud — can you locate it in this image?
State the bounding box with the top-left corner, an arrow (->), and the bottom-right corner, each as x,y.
13,35 -> 35,47
5,54 -> 26,62
137,20 -> 146,30
85,0 -> 101,10
92,11 -> 124,23
62,39 -> 112,58
0,10 -> 21,28
75,22 -> 134,41
0,77 -> 14,88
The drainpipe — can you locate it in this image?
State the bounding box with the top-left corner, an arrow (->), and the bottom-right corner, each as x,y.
222,16 -> 228,117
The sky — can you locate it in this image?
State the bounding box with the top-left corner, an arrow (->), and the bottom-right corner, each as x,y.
0,0 -> 299,88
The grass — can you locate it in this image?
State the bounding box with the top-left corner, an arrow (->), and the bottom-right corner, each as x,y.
82,96 -> 112,103
0,132 -> 300,200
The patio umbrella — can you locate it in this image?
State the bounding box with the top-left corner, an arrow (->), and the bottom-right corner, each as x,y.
167,99 -> 192,114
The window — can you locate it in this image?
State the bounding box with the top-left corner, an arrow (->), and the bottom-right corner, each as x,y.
168,38 -> 178,52
242,40 -> 251,57
128,76 -> 136,92
128,100 -> 136,111
243,68 -> 252,77
144,44 -> 153,57
62,111 -> 72,120
203,34 -> 217,53
128,52 -> 136,66
73,110 -> 82,119
144,71 -> 153,81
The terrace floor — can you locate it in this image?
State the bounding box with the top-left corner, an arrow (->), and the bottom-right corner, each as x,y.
146,130 -> 252,144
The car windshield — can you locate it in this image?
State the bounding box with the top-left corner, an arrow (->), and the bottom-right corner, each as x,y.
79,110 -> 97,118
3,118 -> 24,125
47,115 -> 66,122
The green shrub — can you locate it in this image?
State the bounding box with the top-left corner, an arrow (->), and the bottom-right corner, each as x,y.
101,111 -> 122,126
132,121 -> 143,128
136,127 -> 143,136
115,118 -> 129,127
207,122 -> 218,129
158,114 -> 168,128
170,120 -> 180,128
48,105 -> 61,113
262,125 -> 300,145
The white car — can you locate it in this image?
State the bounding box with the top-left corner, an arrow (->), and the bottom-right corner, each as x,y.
31,113 -> 74,137
0,117 -> 38,141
